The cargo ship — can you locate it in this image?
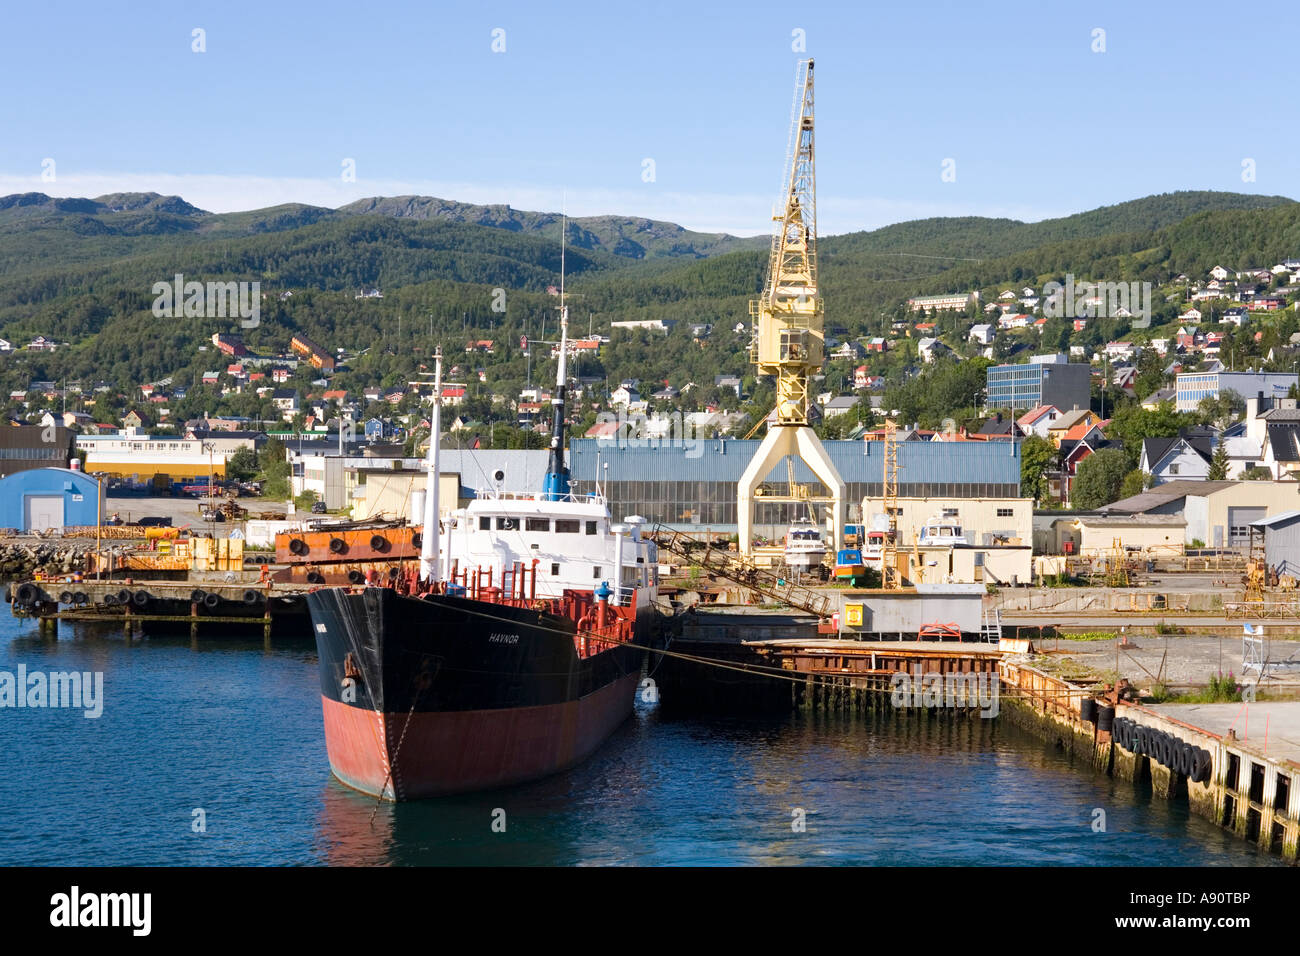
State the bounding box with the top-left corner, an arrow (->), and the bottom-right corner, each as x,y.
306,304 -> 668,800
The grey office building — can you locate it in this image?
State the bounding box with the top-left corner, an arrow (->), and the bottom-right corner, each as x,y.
986,358 -> 1091,413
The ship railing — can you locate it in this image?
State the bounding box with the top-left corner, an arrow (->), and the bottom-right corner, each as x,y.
471,489 -> 607,505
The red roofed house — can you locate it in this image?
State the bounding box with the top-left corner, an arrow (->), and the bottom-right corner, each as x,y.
1058,421 -> 1112,503
1016,404 -> 1062,438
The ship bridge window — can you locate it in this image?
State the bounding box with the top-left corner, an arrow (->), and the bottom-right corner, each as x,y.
593,566 -> 603,578
496,517 -> 518,531
479,516 -> 491,530
526,518 -> 550,532
555,519 -> 579,533
551,562 -> 560,576
586,520 -> 598,535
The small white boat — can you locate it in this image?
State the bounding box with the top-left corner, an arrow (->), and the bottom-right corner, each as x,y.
861,513 -> 891,566
784,518 -> 827,571
918,514 -> 968,546
861,529 -> 887,567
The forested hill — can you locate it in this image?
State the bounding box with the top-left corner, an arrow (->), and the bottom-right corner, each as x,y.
337,196 -> 767,259
0,187 -> 1295,430
0,190 -> 765,278
820,190 -> 1292,264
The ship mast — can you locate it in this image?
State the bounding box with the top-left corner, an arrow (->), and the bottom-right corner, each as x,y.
542,215 -> 571,501
419,347 -> 442,583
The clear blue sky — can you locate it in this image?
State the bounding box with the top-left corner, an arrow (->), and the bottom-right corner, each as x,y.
1,0 -> 1293,235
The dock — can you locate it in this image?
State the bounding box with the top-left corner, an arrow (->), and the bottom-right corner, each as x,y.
9,578 -> 312,640
653,601 -> 1300,863
656,606 -> 1001,714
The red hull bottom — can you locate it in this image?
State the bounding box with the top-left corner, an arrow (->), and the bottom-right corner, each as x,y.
320,671 -> 641,799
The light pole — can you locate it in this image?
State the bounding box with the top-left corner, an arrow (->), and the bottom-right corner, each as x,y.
203,441 -> 215,534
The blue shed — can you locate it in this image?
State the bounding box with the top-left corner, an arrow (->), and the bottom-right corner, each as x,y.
0,467 -> 104,532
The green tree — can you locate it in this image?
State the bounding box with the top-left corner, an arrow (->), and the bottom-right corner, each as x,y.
258,436 -> 292,498
225,446 -> 259,482
1196,388 -> 1244,429
1206,441 -> 1229,480
1019,435 -> 1057,504
1072,448 -> 1130,509
1241,466 -> 1272,480
1105,401 -> 1191,470
1119,468 -> 1151,500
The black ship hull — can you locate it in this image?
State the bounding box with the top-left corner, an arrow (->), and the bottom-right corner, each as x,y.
306,586 -> 663,799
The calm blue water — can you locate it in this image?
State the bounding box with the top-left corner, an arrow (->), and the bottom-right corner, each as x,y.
0,614 -> 1280,866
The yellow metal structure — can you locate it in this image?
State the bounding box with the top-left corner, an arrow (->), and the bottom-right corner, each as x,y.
881,419 -> 902,589
85,536 -> 244,574
749,61 -> 823,426
737,59 -> 845,554
192,536 -> 245,572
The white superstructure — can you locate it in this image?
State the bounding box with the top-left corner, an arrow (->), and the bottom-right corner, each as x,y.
918,514 -> 969,546
440,491 -> 658,610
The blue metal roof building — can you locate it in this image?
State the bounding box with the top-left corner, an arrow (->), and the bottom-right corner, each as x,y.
0,467 -> 103,532
569,438 -> 1021,527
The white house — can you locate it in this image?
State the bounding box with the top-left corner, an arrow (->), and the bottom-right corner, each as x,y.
1017,404 -> 1062,438
823,395 -> 860,418
610,385 -> 640,407
968,324 -> 994,345
917,337 -> 949,363
1140,434 -> 1213,485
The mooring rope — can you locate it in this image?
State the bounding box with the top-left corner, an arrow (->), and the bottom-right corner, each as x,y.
369,684 -> 423,823
417,598 -> 1089,701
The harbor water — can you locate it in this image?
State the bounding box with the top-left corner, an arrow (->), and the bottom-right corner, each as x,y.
0,617 -> 1281,866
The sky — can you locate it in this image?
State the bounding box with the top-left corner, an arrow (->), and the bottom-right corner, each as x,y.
1,0 -> 1295,237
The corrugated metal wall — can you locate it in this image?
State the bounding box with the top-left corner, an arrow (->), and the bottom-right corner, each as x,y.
1264,517 -> 1300,576
569,438 -> 1021,526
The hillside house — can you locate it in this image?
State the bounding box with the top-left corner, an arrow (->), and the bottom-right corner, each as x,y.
610,385 -> 640,407
1140,432 -> 1216,484
1017,404 -> 1062,438
1046,407 -> 1101,447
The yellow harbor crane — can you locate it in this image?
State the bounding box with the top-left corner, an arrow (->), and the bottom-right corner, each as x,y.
737,59 -> 846,555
